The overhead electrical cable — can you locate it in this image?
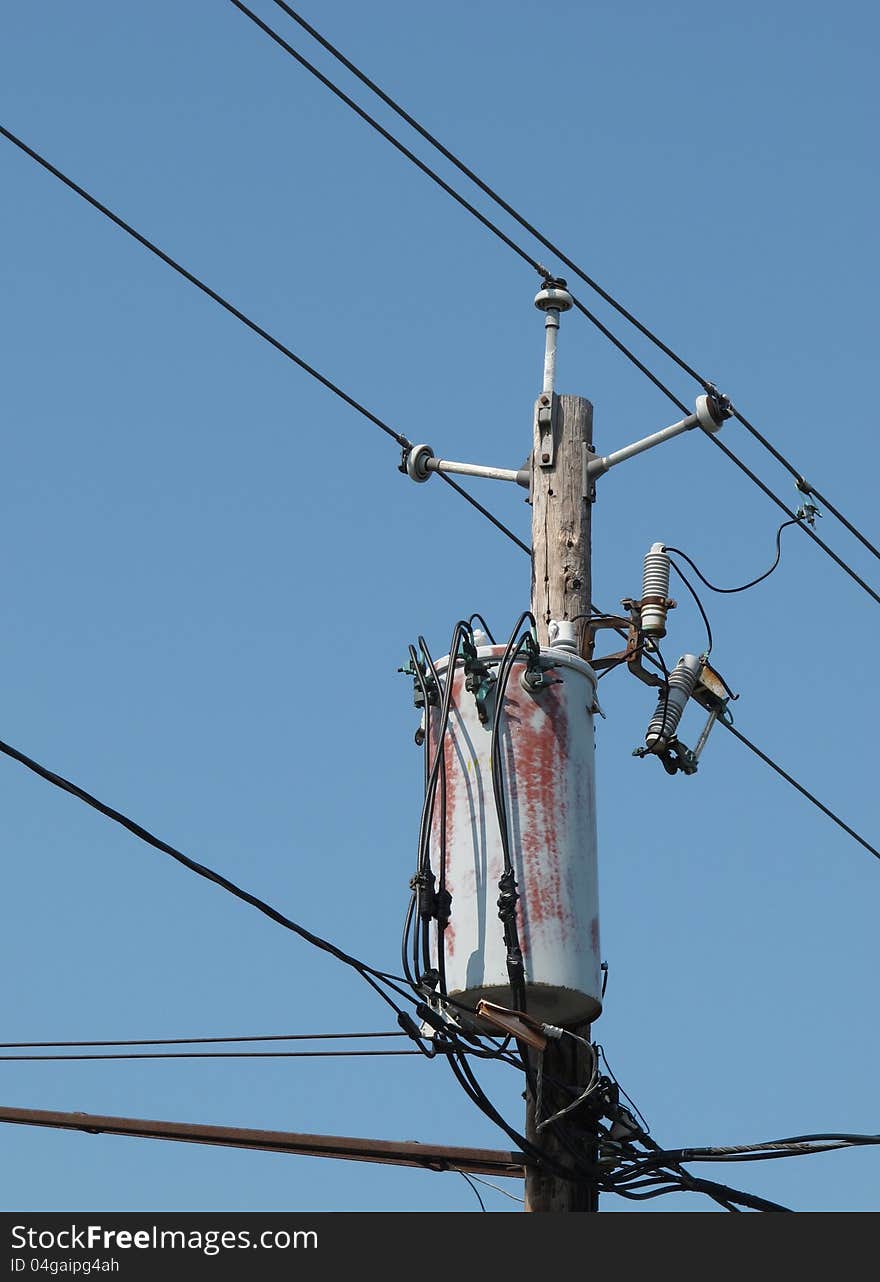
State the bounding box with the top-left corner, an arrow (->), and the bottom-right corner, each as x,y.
664,521 -> 800,595
0,125 -> 409,449
718,722 -> 880,864
0,122 -> 531,562
230,3 -> 880,604
2,116 -> 873,610
702,433 -> 880,607
260,0 -> 880,568
0,1050 -> 425,1062
582,597 -> 879,867
0,733 -> 531,1065
0,1032 -> 406,1049
227,1 -> 542,277
0,733 -> 418,1015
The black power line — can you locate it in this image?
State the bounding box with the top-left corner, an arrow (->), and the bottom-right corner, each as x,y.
261,0 -> 880,569
720,722 -> 880,864
3,114 -> 875,614
0,1050 -> 423,1062
0,733 -> 417,1016
0,124 -> 410,449
0,122 -> 529,563
233,2 -> 880,604
664,522 -> 799,596
704,432 -> 880,607
0,1032 -> 405,1049
435,473 -> 530,556
228,0 -> 543,278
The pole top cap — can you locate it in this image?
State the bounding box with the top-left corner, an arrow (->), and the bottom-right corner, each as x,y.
534,280 -> 573,313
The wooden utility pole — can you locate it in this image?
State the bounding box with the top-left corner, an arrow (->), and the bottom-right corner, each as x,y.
525,284 -> 598,1212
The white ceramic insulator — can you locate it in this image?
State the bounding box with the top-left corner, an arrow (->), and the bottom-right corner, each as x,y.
641,543 -> 670,636
549,620 -> 578,653
645,653 -> 702,749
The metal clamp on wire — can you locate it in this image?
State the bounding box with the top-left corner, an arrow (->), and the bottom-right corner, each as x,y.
462,637 -> 496,724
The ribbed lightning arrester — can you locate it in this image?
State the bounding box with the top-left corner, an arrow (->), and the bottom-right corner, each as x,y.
645,654 -> 702,750
641,543 -> 671,637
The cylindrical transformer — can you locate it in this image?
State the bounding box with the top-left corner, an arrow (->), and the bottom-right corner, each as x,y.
641,542 -> 671,636
426,643 -> 601,1027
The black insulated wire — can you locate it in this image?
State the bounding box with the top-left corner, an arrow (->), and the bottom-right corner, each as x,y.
260,0 -> 880,573
664,521 -> 799,595
0,124 -> 528,600
227,0 -> 543,278
0,126 -> 410,453
732,407 -> 880,565
665,557 -> 714,657
0,735 -> 419,1017
0,1031 -> 407,1049
410,625 -> 469,988
704,434 -> 880,607
719,722 -> 880,864
7,117 -> 871,618
0,1049 -> 424,1062
262,0 -> 700,383
435,473 -> 530,556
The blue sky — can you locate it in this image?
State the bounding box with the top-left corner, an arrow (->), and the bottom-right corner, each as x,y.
0,0 -> 877,1212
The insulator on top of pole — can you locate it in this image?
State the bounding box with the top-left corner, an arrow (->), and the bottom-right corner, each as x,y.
534,278 -> 574,395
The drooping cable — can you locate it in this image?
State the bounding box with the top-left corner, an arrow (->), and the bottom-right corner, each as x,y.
665,556 -> 714,657
461,1172 -> 524,1204
730,406 -> 880,565
663,520 -> 800,596
704,434 -> 880,607
458,1171 -> 487,1211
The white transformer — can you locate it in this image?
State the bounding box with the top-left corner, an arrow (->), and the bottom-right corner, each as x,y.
426,640 -> 602,1027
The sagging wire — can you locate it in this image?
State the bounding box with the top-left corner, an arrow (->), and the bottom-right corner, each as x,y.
665,555 -> 714,657
463,1173 -> 524,1205
459,1171 -> 487,1211
467,613 -> 496,643
663,516 -> 806,597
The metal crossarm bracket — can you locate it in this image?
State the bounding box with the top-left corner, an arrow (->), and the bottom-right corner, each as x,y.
586,393 -> 732,491
404,443 -> 530,489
